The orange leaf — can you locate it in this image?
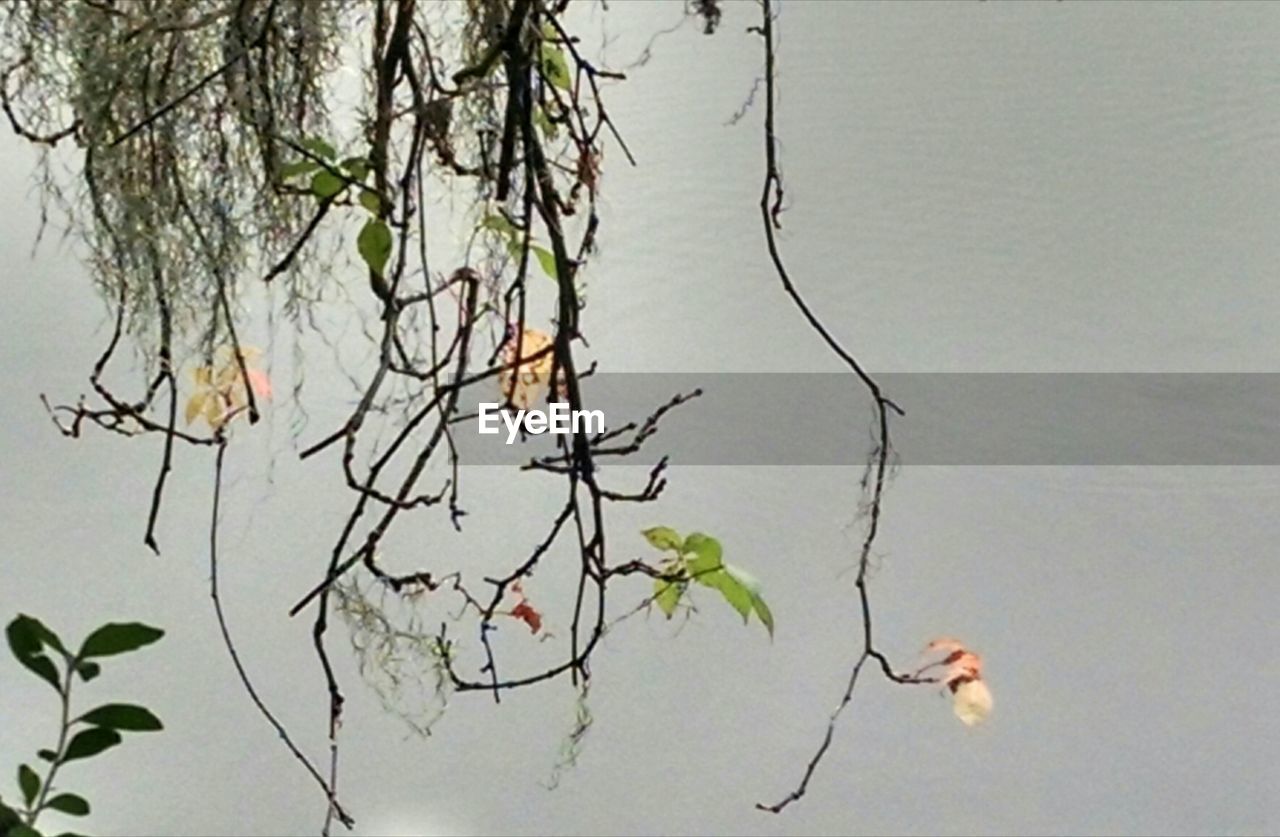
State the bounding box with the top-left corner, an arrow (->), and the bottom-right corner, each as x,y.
499,327 -> 555,409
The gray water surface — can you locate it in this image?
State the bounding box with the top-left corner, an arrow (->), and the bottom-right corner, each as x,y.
1,3 -> 1277,835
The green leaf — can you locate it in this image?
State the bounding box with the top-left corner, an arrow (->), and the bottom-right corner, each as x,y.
77,703 -> 163,732
654,580 -> 684,619
481,213 -> 518,244
533,106 -> 558,140
704,570 -> 752,622
78,623 -> 163,659
540,42 -> 572,91
43,795 -> 88,817
751,593 -> 775,638
531,245 -> 558,281
74,661 -> 100,683
36,750 -> 56,763
357,218 -> 393,278
16,652 -> 59,691
17,765 -> 39,807
0,798 -> 20,830
6,617 -> 62,691
642,527 -> 682,552
722,562 -> 761,595
61,728 -> 120,763
686,546 -> 724,581
358,189 -> 382,214
7,823 -> 42,837
340,156 -> 370,181
300,136 -> 336,160
310,170 -> 345,199
278,159 -> 319,179
505,238 -> 522,265
682,533 -> 722,567
717,563 -> 774,636
23,617 -> 67,657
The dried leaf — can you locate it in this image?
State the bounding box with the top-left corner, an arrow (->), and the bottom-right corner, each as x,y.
511,601 -> 543,634
184,391 -> 208,426
952,678 -> 993,726
499,327 -> 556,409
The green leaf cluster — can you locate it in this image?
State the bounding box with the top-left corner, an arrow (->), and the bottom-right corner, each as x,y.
538,26 -> 573,92
641,528 -> 774,637
481,214 -> 559,281
4,615 -> 164,836
277,136 -> 395,280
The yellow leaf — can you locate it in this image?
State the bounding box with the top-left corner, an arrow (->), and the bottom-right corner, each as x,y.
185,391 -> 208,426
499,328 -> 555,409
216,362 -> 240,389
205,393 -> 225,428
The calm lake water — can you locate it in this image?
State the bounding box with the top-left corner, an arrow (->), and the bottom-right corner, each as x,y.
1,3 -> 1277,835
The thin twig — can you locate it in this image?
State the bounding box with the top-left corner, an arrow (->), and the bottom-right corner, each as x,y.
208,441 -> 354,828
752,0 -> 907,814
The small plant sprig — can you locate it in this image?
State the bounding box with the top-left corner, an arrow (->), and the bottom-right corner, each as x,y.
642,527 -> 775,637
2,615 -> 164,837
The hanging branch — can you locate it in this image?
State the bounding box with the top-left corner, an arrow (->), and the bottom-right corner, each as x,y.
749,0 -> 922,815
208,440 -> 353,829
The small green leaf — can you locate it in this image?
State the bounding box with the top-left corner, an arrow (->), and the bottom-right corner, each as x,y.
357,218 -> 393,278
44,795 -> 89,817
0,799 -> 20,830
686,541 -> 724,581
722,562 -> 761,595
75,661 -> 100,683
654,580 -> 684,619
340,156 -> 370,181
300,136 -> 336,160
723,564 -> 772,635
61,728 -> 121,763
78,623 -> 163,659
36,750 -> 57,763
682,533 -> 722,566
642,527 -> 682,552
7,823 -> 42,837
705,570 -> 752,622
686,557 -> 721,582
17,653 -> 58,691
751,594 -> 775,638
540,42 -> 572,91
481,213 -> 518,242
6,617 -> 62,691
533,106 -> 558,140
17,764 -> 39,807
278,159 -> 319,179
505,238 -> 522,265
23,617 -> 67,657
310,170 -> 345,199
531,245 -> 558,281
77,703 -> 163,732
358,189 -> 382,214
